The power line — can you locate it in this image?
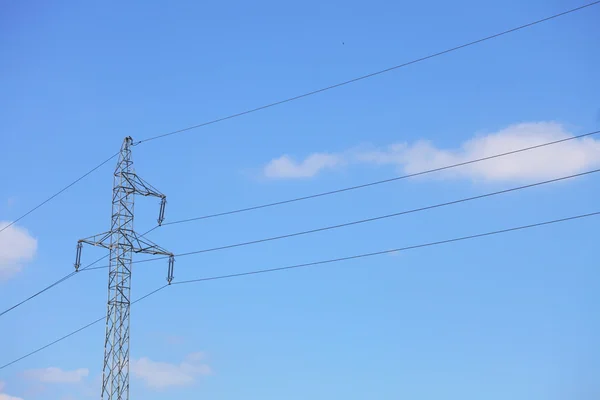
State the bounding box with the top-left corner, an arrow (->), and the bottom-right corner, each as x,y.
0,152 -> 119,235
3,0 -> 597,376
3,1 -> 596,234
172,211 -> 600,285
0,316 -> 105,370
83,167 -> 600,271
3,1 -> 598,234
0,271 -> 76,317
5,132 -> 599,315
3,209 -> 598,370
0,227 -> 158,318
161,130 -> 600,226
0,285 -> 169,370
0,255 -> 108,318
135,1 -> 600,145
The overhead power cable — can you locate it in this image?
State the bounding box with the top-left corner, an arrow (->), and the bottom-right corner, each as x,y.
172,211 -> 600,285
3,209 -> 598,370
82,167 -> 600,270
0,152 -> 119,235
135,1 -> 600,144
3,1 -> 598,234
161,130 -> 600,226
0,227 -> 158,318
3,132 -> 599,317
0,285 -> 169,370
0,254 -> 110,318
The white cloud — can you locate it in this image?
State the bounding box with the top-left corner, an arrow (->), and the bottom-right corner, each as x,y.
263,153 -> 343,179
130,352 -> 211,390
0,394 -> 24,400
24,367 -> 89,384
362,122 -> 600,182
0,222 -> 37,281
0,381 -> 23,400
262,122 -> 600,183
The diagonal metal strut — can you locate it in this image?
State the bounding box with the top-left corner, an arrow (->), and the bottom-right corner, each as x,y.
74,136 -> 174,400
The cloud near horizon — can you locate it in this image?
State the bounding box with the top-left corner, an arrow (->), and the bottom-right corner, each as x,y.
0,222 -> 37,282
0,394 -> 23,400
130,352 -> 211,390
0,381 -> 23,400
261,122 -> 600,182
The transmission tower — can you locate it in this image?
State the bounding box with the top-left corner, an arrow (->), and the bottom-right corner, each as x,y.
74,136 -> 174,400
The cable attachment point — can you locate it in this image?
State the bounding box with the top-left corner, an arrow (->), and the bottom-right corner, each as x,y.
74,242 -> 83,272
167,255 -> 175,285
158,196 -> 167,226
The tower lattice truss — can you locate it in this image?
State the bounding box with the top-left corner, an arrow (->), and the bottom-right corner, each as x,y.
74,136 -> 174,400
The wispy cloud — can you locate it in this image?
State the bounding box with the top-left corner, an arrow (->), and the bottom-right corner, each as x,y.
24,367 -> 89,384
130,352 -> 211,390
0,381 -> 23,400
361,122 -> 600,182
261,122 -> 600,183
0,394 -> 24,400
0,222 -> 37,281
264,153 -> 344,179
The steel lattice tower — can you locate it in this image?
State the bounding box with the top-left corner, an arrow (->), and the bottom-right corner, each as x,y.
75,136 -> 174,400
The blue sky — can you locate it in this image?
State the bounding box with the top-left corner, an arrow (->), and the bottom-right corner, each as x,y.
1,0 -> 599,399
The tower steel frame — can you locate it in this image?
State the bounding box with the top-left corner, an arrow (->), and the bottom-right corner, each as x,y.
75,136 -> 174,400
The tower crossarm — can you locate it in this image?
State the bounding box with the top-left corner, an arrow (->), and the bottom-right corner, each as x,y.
78,231 -> 112,249
129,231 -> 172,256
